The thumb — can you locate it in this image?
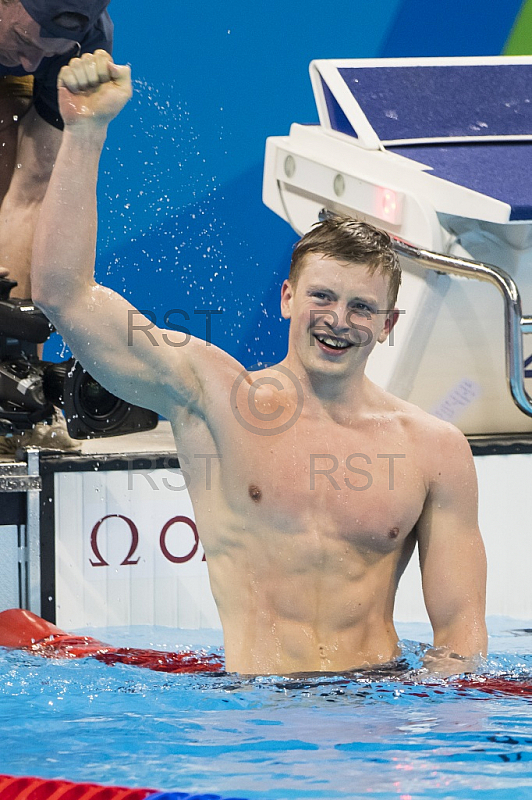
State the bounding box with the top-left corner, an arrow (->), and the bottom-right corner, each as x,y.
109,62 -> 131,86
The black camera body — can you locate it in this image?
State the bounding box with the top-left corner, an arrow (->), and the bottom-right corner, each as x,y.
0,278 -> 158,439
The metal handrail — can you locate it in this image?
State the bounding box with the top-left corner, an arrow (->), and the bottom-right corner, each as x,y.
392,238 -> 532,418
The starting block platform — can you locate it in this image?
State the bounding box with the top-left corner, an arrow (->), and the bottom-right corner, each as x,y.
263,56 -> 532,434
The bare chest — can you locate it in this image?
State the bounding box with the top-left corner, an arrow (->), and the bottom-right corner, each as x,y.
216,416 -> 427,554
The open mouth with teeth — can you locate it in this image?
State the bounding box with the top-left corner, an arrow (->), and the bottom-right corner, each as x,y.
313,333 -> 353,354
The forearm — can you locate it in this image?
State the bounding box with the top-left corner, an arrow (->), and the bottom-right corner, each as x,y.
31,125 -> 108,314
423,614 -> 487,676
432,616 -> 487,658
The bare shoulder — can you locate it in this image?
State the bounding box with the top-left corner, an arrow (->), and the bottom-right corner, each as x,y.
403,397 -> 470,455
373,385 -> 475,485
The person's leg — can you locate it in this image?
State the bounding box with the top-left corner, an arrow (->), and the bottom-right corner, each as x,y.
0,76 -> 34,207
0,79 -> 79,456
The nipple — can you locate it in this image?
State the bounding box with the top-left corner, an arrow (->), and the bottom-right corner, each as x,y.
249,484 -> 262,503
389,527 -> 399,539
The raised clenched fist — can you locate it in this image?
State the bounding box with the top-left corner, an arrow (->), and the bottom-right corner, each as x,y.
58,49 -> 132,128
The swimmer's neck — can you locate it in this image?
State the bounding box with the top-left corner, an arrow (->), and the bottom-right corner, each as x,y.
278,354 -> 371,412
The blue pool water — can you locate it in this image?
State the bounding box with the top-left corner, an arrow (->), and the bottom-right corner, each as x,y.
0,619 -> 531,800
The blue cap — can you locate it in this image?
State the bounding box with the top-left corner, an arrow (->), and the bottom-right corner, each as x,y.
20,0 -> 111,40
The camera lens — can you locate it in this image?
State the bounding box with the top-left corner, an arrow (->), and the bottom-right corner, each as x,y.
79,374 -> 121,419
67,362 -> 130,432
57,360 -> 158,438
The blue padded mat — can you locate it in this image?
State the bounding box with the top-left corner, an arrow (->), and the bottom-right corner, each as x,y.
336,64 -> 532,142
387,141 -> 532,220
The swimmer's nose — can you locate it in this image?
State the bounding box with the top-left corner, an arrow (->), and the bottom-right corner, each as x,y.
312,315 -> 350,340
331,311 -> 353,336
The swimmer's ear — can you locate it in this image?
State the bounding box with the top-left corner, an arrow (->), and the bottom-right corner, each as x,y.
377,308 -> 400,343
280,279 -> 293,319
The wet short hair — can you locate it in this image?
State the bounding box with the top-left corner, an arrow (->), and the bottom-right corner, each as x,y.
289,215 -> 401,308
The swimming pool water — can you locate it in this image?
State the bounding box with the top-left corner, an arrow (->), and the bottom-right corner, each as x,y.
0,619 -> 531,800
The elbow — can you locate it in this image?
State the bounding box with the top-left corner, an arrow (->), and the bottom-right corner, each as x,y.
31,270 -> 85,318
32,281 -> 58,318
31,261 -> 53,309
32,283 -> 76,333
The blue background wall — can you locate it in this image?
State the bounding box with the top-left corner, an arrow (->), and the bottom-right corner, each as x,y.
45,0 -> 527,366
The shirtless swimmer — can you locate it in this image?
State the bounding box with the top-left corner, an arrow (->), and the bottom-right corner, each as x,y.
31,51 -> 487,677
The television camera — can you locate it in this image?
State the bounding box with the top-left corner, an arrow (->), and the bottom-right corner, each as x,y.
0,278 -> 158,439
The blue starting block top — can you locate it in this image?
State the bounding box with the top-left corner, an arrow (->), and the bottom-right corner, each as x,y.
386,142 -> 532,221
313,59 -> 532,221
337,64 -> 532,142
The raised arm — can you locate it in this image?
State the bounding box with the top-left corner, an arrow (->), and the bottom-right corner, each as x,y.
31,51 -> 208,419
417,424 -> 488,675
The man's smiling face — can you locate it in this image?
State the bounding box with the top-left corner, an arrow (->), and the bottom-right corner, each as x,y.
0,1 -> 74,71
281,252 -> 397,379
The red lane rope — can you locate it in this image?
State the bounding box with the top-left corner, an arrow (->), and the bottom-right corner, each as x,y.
453,676 -> 532,697
30,634 -> 224,674
403,677 -> 532,698
0,609 -> 224,674
0,774 -> 156,800
1,610 -> 531,692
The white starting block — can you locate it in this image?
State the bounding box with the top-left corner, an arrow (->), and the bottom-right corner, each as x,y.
263,56 -> 532,435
